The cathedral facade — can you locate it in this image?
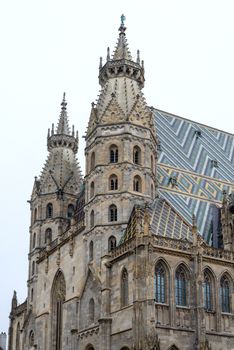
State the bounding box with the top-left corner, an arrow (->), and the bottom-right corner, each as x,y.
8,19 -> 234,350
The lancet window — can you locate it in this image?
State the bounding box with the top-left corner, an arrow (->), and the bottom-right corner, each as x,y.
51,271 -> 66,350
175,266 -> 187,306
155,262 -> 166,303
46,203 -> 53,218
133,175 -> 142,192
220,275 -> 231,313
121,268 -> 129,307
133,146 -> 141,165
108,236 -> 117,251
109,205 -> 117,222
203,270 -> 213,311
110,145 -> 118,163
109,175 -> 118,190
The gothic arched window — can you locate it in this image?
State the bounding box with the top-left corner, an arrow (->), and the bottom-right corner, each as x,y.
29,330 -> 34,346
91,152 -> 95,171
32,261 -> 35,276
89,298 -> 95,323
16,323 -> 20,350
110,145 -> 118,163
151,155 -> 154,172
90,210 -> 94,228
109,175 -> 118,190
46,203 -> 53,218
67,204 -> 74,218
34,208 -> 37,223
168,346 -> 179,350
45,228 -> 52,244
51,271 -> 66,350
133,146 -> 141,165
220,274 -> 231,313
32,232 -> 36,248
109,205 -> 117,222
155,262 -> 166,303
31,288 -> 34,302
203,270 -> 213,311
90,181 -> 95,198
151,184 -> 154,199
108,236 -> 117,252
133,175 -> 142,192
89,241 -> 94,261
121,268 -> 129,307
175,265 -> 187,306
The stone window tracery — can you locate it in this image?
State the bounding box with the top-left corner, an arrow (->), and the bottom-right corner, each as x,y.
121,268 -> 129,307
109,204 -> 117,222
220,274 -> 231,313
155,262 -> 166,303
46,203 -> 53,218
133,146 -> 141,165
175,266 -> 187,306
203,270 -> 213,311
133,175 -> 142,192
109,175 -> 118,190
110,145 -> 118,163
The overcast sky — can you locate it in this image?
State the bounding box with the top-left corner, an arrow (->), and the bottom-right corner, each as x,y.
1,0 -> 234,334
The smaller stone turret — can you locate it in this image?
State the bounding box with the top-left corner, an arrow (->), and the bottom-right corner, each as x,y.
221,191 -> 234,251
0,332 -> 7,350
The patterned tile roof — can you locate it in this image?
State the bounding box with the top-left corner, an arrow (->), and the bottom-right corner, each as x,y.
154,108 -> 234,243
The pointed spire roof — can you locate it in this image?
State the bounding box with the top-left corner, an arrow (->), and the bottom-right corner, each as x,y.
56,93 -> 71,135
31,94 -> 83,199
98,15 -> 145,88
112,15 -> 132,60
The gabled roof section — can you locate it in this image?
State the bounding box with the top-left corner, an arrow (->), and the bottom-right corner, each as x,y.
120,199 -> 192,244
154,108 -> 234,244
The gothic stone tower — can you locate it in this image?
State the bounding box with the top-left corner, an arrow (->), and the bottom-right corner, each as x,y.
84,17 -> 157,262
8,94 -> 83,350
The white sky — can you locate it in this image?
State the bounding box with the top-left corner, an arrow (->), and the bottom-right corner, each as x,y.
1,0 -> 234,334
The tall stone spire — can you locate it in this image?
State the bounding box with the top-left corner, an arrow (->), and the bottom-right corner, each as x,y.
112,15 -> 132,61
32,94 -> 82,199
56,92 -> 71,135
87,16 -> 155,136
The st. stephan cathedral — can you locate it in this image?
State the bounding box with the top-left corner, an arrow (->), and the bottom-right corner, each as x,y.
8,18 -> 234,350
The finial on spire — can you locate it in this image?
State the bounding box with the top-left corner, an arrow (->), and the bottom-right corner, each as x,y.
99,57 -> 103,69
61,92 -> 67,111
119,14 -> 126,34
137,50 -> 140,64
107,47 -> 110,61
121,14 -> 126,26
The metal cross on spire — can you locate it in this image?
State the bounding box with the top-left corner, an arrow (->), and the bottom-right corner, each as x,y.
121,14 -> 126,26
